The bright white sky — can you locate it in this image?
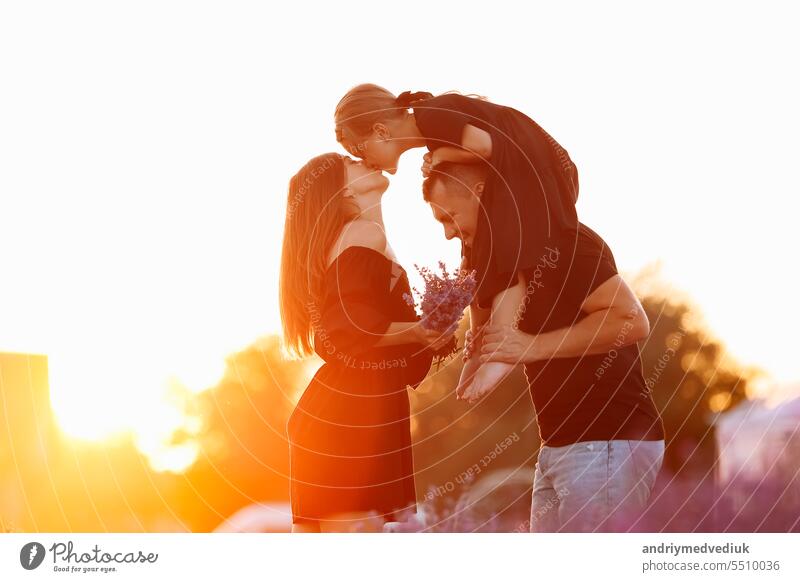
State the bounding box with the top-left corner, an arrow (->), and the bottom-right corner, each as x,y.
1,1 -> 799,437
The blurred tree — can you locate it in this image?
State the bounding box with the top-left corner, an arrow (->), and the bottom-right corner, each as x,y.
177,336 -> 307,531
631,264 -> 758,531
632,265 -> 754,478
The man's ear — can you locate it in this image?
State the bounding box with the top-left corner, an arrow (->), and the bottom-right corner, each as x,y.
372,122 -> 390,140
474,181 -> 485,198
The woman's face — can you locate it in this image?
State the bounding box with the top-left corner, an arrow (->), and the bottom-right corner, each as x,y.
343,156 -> 389,197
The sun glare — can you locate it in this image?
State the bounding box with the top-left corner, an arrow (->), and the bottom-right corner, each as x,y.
47,346 -> 215,473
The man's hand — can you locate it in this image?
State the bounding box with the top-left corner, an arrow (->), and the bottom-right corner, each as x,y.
415,325 -> 455,351
477,275 -> 651,362
457,361 -> 514,404
480,324 -> 539,364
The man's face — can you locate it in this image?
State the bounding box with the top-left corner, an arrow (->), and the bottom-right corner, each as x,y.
427,179 -> 482,247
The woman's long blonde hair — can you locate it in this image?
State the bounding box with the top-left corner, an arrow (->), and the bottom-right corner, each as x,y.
279,153 -> 356,358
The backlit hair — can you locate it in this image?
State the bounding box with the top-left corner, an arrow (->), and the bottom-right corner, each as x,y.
422,161 -> 489,202
279,153 -> 358,357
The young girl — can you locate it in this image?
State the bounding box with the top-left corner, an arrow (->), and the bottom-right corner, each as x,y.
279,152 -> 449,532
334,84 -> 581,401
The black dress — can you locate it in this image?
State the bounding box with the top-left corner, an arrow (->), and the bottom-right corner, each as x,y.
287,246 -> 433,525
413,93 -> 580,308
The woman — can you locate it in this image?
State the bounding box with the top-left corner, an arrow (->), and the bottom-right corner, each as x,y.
334,84 -> 580,400
279,152 -> 449,532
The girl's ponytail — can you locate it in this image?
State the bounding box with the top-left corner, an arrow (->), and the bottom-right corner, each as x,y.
395,90 -> 434,108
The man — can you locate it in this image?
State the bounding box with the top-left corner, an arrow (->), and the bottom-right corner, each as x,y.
422,162 -> 665,532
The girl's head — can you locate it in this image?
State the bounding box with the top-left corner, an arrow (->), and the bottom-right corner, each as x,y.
335,84 -> 432,174
279,153 -> 389,357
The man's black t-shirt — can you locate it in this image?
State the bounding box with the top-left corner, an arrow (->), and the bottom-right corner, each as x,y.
511,224 -> 665,446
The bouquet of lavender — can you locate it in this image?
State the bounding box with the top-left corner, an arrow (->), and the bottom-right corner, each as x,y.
404,261 -> 477,363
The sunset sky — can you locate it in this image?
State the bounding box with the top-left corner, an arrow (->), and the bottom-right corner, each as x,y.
1,1 -> 798,444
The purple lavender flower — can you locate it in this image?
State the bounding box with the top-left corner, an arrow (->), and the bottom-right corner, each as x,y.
405,262 -> 477,362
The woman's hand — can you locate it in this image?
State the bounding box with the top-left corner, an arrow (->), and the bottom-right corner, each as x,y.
457,361 -> 514,404
414,324 -> 454,351
479,324 -> 539,364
